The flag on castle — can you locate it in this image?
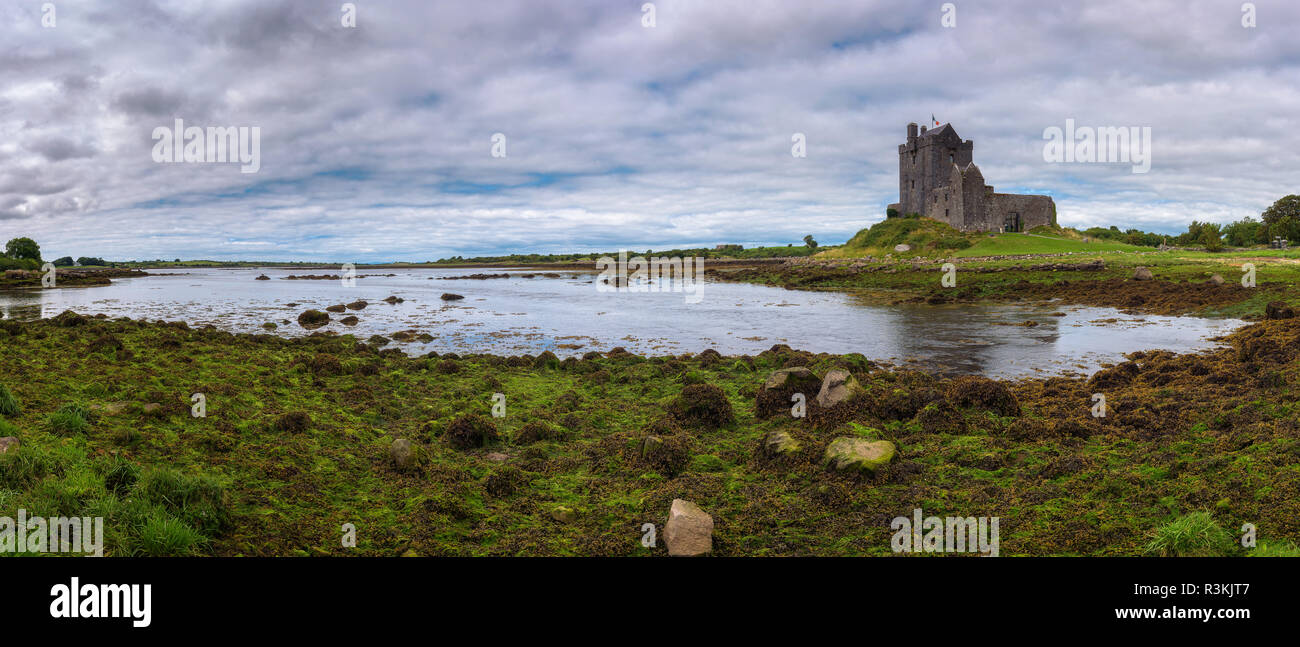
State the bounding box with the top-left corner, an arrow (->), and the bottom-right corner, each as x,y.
931,114 -> 939,126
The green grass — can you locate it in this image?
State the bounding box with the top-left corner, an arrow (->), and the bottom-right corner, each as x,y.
956,232 -> 1147,256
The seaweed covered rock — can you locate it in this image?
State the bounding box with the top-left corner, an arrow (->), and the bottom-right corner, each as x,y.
1088,362 -> 1140,390
912,399 -> 966,434
667,384 -> 734,430
822,438 -> 896,474
533,350 -> 559,369
638,432 -> 692,477
695,348 -> 723,366
514,421 -> 558,445
756,367 -> 821,419
1265,301 -> 1296,320
272,411 -> 312,433
53,310 -> 87,327
296,309 -> 330,329
446,414 -> 499,450
944,375 -> 1020,417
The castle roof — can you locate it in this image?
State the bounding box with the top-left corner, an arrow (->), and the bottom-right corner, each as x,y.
922,123 -> 958,139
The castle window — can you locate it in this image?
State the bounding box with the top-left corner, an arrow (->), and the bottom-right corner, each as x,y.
945,209 -> 949,218
910,180 -> 914,189
950,154 -> 954,163
945,192 -> 949,201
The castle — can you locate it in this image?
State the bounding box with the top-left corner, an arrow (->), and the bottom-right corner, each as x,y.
887,122 -> 1055,232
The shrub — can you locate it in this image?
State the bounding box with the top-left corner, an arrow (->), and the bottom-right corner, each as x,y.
137,467 -> 231,534
0,384 -> 20,416
1145,512 -> 1236,557
134,515 -> 207,556
47,410 -> 89,433
100,457 -> 141,495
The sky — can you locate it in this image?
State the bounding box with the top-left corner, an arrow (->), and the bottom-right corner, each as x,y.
1,0 -> 1298,262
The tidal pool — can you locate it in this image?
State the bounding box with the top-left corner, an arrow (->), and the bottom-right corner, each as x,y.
0,267 -> 1246,378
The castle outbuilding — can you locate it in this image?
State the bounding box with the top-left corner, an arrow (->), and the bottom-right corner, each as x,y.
887,122 -> 1055,232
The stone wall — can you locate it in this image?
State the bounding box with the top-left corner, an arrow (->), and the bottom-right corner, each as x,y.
988,193 -> 1056,231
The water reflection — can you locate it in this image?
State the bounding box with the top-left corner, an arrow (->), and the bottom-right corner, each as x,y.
0,267 -> 1246,378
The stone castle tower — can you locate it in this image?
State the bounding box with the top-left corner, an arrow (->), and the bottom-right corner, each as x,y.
887,122 -> 1055,232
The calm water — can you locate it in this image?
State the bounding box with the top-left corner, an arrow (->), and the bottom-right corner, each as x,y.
0,267 -> 1246,378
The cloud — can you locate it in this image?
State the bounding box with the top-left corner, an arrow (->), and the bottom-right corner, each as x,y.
1,0 -> 1298,261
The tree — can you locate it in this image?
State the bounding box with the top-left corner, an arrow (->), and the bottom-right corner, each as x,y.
1198,222 -> 1223,252
4,237 -> 41,261
1222,216 -> 1263,247
1261,194 -> 1300,243
76,256 -> 107,266
803,235 -> 818,249
51,256 -> 75,267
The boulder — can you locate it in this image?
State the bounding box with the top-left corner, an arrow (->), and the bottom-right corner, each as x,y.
640,435 -> 663,458
822,438 -> 896,474
763,367 -> 820,391
0,436 -> 18,455
550,506 -> 578,524
762,430 -> 801,456
664,499 -> 713,556
346,300 -> 368,310
1208,273 -> 1225,286
894,243 -> 911,253
440,293 -> 465,301
1132,267 -> 1153,281
254,274 -> 270,281
325,304 -> 346,313
390,438 -> 418,471
815,369 -> 865,408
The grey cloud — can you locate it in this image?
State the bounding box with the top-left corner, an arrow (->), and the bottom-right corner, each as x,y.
0,0 -> 1297,261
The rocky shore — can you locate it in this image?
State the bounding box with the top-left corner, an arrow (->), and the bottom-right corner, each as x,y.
0,312 -> 1296,557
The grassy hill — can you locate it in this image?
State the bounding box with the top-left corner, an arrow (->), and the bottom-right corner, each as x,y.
821,216 -> 1149,258
818,215 -> 974,258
